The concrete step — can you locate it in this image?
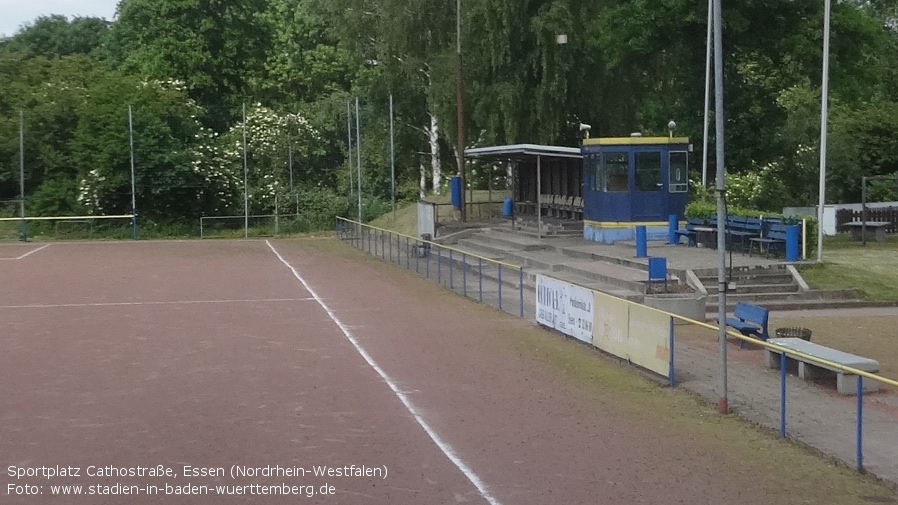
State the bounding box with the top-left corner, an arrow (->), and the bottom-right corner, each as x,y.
703,283 -> 800,295
707,289 -> 857,304
453,238 -> 560,272
707,297 -> 889,314
473,230 -> 548,251
525,268 -> 643,302
557,246 -> 649,271
455,239 -> 510,260
557,262 -> 651,293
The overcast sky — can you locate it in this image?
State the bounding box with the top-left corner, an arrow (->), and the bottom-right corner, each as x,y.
0,0 -> 120,38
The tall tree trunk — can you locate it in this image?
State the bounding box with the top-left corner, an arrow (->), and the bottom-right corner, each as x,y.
419,161 -> 427,199
506,161 -> 513,190
429,113 -> 441,195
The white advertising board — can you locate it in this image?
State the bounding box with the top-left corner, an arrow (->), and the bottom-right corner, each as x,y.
535,275 -> 593,344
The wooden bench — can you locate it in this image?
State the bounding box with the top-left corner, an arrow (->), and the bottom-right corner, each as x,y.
764,337 -> 880,395
749,222 -> 788,259
843,221 -> 889,243
721,301 -> 769,348
674,218 -> 706,246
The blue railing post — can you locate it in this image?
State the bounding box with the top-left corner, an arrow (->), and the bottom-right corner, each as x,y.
449,250 -> 454,289
462,254 -> 467,297
780,351 -> 787,438
857,377 -> 864,470
498,264 -> 503,311
478,258 -> 483,302
519,268 -> 524,317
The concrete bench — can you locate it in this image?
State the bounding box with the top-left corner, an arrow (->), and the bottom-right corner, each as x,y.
843,221 -> 889,243
764,337 -> 879,395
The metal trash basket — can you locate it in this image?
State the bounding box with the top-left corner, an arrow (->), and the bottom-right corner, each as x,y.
775,327 -> 812,341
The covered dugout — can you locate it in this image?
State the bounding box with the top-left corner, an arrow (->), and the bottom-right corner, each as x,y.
465,144 -> 583,238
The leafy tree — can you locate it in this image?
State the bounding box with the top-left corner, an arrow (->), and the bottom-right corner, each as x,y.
107,0 -> 272,124
0,15 -> 110,58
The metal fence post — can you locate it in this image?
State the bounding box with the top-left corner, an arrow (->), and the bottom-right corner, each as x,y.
415,241 -> 419,274
498,264 -> 503,311
857,377 -> 864,470
780,352 -> 787,438
449,250 -> 454,289
426,245 -> 431,279
437,246 -> 442,284
406,237 -> 410,269
396,235 -> 401,265
389,232 -> 392,261
478,258 -> 483,302
519,267 -> 524,317
462,254 -> 467,297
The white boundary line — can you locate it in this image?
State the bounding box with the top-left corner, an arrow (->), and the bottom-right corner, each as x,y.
0,298 -> 314,310
265,240 -> 501,505
0,243 -> 51,260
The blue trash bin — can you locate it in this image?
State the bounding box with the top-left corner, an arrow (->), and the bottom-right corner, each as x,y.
502,197 -> 513,217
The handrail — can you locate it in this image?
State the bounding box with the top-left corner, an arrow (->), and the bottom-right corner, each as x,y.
336,217 -> 523,270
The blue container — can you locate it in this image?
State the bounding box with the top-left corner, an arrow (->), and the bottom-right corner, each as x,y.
450,176 -> 462,209
502,197 -> 514,217
668,214 -> 678,244
785,225 -> 800,261
635,225 -> 648,258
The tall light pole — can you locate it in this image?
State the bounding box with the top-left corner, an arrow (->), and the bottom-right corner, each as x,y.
356,97 -> 362,224
19,110 -> 25,242
816,0 -> 832,262
712,0 -> 728,415
701,0 -> 713,188
243,103 -> 249,238
390,94 -> 396,221
456,0 -> 466,222
129,105 -> 137,240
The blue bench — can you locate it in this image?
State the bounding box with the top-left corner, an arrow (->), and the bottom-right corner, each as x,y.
749,222 -> 788,259
721,301 -> 769,348
726,216 -> 762,253
674,218 -> 706,246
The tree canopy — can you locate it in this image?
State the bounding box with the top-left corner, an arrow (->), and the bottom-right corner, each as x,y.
1,0 -> 897,228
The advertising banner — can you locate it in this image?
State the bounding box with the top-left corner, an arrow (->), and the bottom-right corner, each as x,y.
535,275 -> 593,344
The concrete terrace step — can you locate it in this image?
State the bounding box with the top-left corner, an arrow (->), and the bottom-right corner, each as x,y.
473,230 -> 548,251
703,283 -> 800,295
453,238 -> 560,272
707,288 -> 858,306
557,245 -> 650,271
708,297 -> 895,314
525,268 -> 643,302
557,260 -> 652,293
697,273 -> 795,286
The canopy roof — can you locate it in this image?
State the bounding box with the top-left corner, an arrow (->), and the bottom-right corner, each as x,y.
464,144 -> 582,161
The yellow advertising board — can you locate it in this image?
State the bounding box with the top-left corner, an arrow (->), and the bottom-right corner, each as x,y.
627,304 -> 672,377
591,292 -> 671,379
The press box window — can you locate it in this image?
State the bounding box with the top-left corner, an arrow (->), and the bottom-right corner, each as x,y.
669,151 -> 688,193
635,151 -> 661,192
603,152 -> 629,192
585,154 -> 601,191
